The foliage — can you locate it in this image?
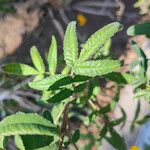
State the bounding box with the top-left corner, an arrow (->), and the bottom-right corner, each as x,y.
127,25 -> 150,100
1,21 -> 150,149
127,22 -> 150,38
127,23 -> 150,135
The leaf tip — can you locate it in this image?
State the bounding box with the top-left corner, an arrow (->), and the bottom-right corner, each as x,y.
30,45 -> 37,52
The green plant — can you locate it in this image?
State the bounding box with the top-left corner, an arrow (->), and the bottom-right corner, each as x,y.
0,21 -> 133,150
126,23 -> 150,133
127,22 -> 150,100
127,22 -> 150,38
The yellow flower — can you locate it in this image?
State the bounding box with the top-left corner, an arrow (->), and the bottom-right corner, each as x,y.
77,13 -> 87,26
129,146 -> 140,150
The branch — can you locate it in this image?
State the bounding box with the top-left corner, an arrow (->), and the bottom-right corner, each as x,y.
59,103 -> 69,150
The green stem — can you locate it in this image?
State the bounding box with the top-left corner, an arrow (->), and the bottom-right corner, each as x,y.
59,103 -> 70,150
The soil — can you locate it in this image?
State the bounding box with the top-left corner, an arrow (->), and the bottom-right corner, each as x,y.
0,0 -> 142,63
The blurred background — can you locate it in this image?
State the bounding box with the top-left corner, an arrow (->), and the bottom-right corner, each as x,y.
0,0 -> 150,149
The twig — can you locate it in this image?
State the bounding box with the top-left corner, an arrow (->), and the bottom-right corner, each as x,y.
71,0 -> 116,19
116,0 -> 125,20
16,91 -> 40,99
72,1 -> 116,8
12,77 -> 33,91
58,8 -> 85,43
59,8 -> 70,25
48,8 -> 64,41
72,6 -> 114,19
59,103 -> 70,150
0,76 -> 42,115
11,95 -> 40,111
0,77 -> 33,102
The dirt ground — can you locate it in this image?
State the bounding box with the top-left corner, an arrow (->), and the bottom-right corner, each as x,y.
0,0 -> 144,63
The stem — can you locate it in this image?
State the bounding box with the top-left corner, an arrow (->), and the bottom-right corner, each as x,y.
59,69 -> 75,149
59,103 -> 69,150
